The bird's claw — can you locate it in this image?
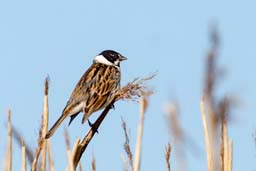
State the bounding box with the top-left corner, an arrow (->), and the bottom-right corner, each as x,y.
88,119 -> 99,133
88,119 -> 93,127
110,104 -> 115,110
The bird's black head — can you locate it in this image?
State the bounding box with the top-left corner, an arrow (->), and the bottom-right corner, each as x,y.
94,50 -> 127,67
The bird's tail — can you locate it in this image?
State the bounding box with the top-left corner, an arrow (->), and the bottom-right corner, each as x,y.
45,114 -> 66,139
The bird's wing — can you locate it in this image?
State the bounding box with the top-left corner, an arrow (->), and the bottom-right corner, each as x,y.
63,64 -> 120,125
62,63 -> 103,115
81,66 -> 120,123
85,77 -> 118,112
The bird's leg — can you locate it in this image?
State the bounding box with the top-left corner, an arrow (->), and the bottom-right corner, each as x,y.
87,104 -> 115,133
83,107 -> 99,133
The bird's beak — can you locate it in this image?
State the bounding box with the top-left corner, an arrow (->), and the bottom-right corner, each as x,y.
119,55 -> 127,61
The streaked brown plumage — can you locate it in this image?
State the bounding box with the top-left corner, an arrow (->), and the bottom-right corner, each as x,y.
45,50 -> 127,139
66,63 -> 120,123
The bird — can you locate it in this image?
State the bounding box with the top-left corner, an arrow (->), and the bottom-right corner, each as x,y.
45,50 -> 127,139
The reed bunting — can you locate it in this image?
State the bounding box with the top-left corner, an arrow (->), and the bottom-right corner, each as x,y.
45,50 -> 127,138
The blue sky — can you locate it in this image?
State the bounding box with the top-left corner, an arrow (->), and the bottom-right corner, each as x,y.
0,0 -> 256,170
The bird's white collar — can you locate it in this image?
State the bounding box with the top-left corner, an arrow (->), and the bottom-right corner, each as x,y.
94,55 -> 120,69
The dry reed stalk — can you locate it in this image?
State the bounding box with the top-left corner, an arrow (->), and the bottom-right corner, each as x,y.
218,96 -> 233,171
220,118 -> 229,171
220,122 -> 224,171
32,77 -> 50,171
7,109 -> 12,171
72,103 -> 113,168
31,138 -> 43,171
165,103 -> 183,142
165,143 -> 171,171
223,120 -> 229,171
65,129 -> 74,171
121,154 -> 129,171
41,77 -> 49,171
67,150 -> 74,171
121,118 -> 133,171
200,98 -> 213,171
12,126 -> 34,165
72,75 -> 154,169
133,97 -> 148,171
79,162 -> 83,171
22,140 -> 27,171
164,102 -> 187,171
203,25 -> 218,141
91,154 -> 96,171
47,140 -> 55,171
203,25 -> 230,171
203,45 -> 235,171
71,139 -> 82,171
228,140 -> 233,171
72,139 -> 81,157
